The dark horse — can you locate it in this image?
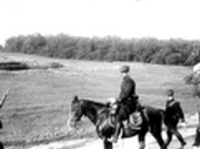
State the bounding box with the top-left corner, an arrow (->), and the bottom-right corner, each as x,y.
70,96 -> 167,149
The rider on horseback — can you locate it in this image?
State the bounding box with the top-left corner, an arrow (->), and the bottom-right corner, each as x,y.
110,65 -> 141,143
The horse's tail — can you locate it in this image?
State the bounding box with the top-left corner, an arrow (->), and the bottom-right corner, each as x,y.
159,109 -> 166,121
158,109 -> 169,130
145,107 -> 165,133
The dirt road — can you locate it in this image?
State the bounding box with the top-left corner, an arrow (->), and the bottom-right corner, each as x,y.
25,127 -> 196,149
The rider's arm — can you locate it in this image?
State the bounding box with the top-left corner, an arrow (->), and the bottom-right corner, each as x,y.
174,102 -> 185,122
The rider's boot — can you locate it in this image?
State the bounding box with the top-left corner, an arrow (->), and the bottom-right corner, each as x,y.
139,141 -> 146,149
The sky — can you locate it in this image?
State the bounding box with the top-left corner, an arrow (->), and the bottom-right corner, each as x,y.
0,0 -> 200,45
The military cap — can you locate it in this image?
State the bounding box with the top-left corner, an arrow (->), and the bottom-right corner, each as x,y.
167,89 -> 174,96
120,65 -> 130,73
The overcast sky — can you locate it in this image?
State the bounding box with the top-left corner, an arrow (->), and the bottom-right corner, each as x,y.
0,0 -> 200,45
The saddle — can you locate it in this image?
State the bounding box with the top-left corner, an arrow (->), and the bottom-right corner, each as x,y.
98,108 -> 143,130
96,103 -> 144,139
123,110 -> 143,130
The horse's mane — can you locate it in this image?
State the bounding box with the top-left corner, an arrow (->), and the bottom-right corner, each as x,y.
78,98 -> 107,124
81,98 -> 106,108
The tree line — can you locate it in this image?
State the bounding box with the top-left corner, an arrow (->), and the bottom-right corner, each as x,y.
2,33 -> 200,66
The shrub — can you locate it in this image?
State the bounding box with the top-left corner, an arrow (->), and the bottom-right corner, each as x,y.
3,34 -> 200,66
165,53 -> 182,65
0,62 -> 30,71
49,62 -> 64,69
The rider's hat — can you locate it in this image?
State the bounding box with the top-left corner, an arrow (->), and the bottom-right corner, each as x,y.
120,65 -> 130,73
166,89 -> 174,96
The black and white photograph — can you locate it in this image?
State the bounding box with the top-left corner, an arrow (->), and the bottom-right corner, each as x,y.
0,0 -> 200,149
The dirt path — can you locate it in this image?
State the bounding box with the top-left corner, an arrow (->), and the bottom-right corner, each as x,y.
13,127 -> 194,149
73,128 -> 195,149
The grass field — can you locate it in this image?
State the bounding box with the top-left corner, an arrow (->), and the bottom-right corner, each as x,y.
0,52 -> 199,148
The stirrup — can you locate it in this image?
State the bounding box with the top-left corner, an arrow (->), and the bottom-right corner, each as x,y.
108,136 -> 118,143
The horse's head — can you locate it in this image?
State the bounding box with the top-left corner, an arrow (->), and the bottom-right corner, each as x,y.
70,96 -> 84,128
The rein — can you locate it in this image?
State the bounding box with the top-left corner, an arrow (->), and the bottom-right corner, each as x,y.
80,99 -> 106,124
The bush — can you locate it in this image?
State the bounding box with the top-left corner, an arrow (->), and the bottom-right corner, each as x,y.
49,62 -> 64,69
3,34 -> 200,66
165,53 -> 182,65
0,62 -> 30,71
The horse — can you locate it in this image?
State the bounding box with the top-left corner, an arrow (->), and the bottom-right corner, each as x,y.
70,96 -> 167,149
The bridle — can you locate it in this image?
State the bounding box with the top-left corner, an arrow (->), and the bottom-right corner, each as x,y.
70,98 -> 84,128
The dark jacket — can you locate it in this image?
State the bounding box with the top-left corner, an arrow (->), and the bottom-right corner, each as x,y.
119,75 -> 136,102
193,125 -> 200,147
165,99 -> 185,123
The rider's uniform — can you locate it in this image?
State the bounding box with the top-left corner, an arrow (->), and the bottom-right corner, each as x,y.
117,74 -> 138,120
111,65 -> 140,143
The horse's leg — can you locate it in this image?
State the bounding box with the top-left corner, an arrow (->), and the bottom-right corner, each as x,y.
138,130 -> 147,149
149,111 -> 166,149
138,136 -> 146,149
103,138 -> 113,149
150,126 -> 166,149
